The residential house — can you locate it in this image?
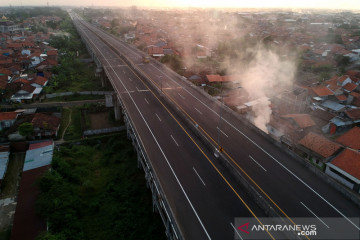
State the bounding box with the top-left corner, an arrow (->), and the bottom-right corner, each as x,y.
0,112 -> 18,131
345,109 -> 360,124
336,127 -> 360,150
46,50 -> 58,61
30,76 -> 48,88
325,149 -> 360,193
298,131 -> 342,168
310,109 -> 336,133
337,75 -> 352,87
147,46 -> 164,58
308,86 -> 334,103
31,113 -> 60,138
321,100 -> 346,113
343,82 -> 359,94
35,58 -> 58,72
10,83 -> 37,103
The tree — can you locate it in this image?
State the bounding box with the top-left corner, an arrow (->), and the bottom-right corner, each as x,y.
335,55 -> 351,68
18,122 -> 34,137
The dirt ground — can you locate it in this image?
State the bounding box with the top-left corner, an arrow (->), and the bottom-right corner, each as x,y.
88,111 -> 113,129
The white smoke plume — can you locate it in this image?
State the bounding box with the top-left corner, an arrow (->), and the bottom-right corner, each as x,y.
226,46 -> 297,132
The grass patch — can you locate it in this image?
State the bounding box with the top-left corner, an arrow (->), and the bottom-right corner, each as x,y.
0,228 -> 11,240
63,107 -> 82,141
56,108 -> 71,140
36,134 -> 166,240
44,94 -> 104,102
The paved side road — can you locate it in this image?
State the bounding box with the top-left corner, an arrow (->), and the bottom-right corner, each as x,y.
0,99 -> 105,109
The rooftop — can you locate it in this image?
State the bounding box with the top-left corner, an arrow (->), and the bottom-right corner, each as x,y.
336,127 -> 360,150
331,149 -> 360,180
23,140 -> 53,172
310,86 -> 333,97
298,132 -> 342,158
282,114 -> 316,128
0,112 -> 17,121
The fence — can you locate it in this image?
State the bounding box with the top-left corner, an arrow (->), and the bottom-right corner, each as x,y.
46,91 -> 114,99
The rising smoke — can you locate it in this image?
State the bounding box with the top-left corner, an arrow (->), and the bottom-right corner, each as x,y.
225,46 -> 297,133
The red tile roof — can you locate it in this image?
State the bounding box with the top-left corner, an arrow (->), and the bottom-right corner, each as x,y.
298,132 -> 342,158
350,92 -> 360,98
310,86 -> 333,97
46,50 -> 58,56
343,83 -> 357,92
331,149 -> 360,180
20,83 -> 35,94
346,109 -> 360,121
147,46 -> 164,55
336,127 -> 360,150
282,114 -> 316,128
28,140 -> 53,150
14,78 -> 29,84
206,74 -> 223,83
337,75 -> 350,83
0,112 -> 17,121
31,113 -> 60,131
0,80 -> 7,89
0,68 -> 12,75
33,76 -> 48,86
336,95 -> 347,101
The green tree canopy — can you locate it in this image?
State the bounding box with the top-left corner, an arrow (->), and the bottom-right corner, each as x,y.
18,122 -> 34,137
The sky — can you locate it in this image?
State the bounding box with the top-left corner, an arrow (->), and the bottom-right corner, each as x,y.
0,0 -> 359,10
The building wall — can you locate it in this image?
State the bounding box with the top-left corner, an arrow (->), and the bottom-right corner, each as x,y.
325,165 -> 356,191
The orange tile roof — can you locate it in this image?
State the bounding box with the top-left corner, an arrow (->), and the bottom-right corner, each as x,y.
331,149 -> 360,180
343,82 -> 357,92
337,75 -> 349,83
46,50 -> 58,56
310,86 -> 333,97
14,78 -> 29,84
336,95 -> 347,101
298,132 -> 342,158
346,109 -> 360,120
336,127 -> 360,150
206,75 -> 223,83
282,114 -> 316,128
350,92 -> 360,97
33,76 -> 48,86
0,112 -> 17,121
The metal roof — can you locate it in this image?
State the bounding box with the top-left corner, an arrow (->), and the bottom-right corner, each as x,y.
321,100 -> 345,112
23,142 -> 53,172
0,151 -> 10,180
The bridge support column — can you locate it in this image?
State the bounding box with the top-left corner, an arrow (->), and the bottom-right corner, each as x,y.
113,94 -> 121,121
95,66 -> 107,87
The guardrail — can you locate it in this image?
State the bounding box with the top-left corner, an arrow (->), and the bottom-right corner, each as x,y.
73,17 -> 183,240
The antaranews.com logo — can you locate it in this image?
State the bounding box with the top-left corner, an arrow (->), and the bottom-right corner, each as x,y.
234,217 -> 360,240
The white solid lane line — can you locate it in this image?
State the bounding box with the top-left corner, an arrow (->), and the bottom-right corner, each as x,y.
170,135 -> 179,147
193,167 -> 206,186
249,155 -> 267,172
230,222 -> 243,240
300,202 -> 330,229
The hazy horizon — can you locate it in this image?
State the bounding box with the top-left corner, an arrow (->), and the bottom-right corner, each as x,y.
0,0 -> 359,11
